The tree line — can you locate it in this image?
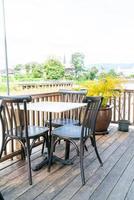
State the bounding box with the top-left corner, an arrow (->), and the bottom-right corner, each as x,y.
13,52 -> 119,81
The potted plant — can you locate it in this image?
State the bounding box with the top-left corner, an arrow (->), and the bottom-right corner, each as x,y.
81,73 -> 124,134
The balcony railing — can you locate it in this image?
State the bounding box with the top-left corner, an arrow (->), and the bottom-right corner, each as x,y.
110,89 -> 134,124
17,80 -> 73,90
0,89 -> 134,163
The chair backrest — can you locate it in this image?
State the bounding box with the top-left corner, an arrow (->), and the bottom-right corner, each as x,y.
59,89 -> 87,103
58,89 -> 87,120
81,96 -> 103,137
0,96 -> 32,138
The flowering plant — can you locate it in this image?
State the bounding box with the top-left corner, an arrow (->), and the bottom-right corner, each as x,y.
81,74 -> 125,107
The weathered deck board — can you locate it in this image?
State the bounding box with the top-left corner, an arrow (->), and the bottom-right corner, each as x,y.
88,130 -> 134,200
125,180 -> 134,200
51,130 -> 130,200
107,155 -> 134,200
0,125 -> 134,200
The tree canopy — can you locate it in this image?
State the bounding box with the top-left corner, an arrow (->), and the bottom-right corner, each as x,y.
44,58 -> 65,80
71,52 -> 85,77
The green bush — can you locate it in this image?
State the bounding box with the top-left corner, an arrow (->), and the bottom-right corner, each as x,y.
44,58 -> 65,80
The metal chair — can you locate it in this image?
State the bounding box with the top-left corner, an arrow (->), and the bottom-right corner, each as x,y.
46,89 -> 87,128
0,95 -> 49,185
48,96 -> 103,185
0,192 -> 4,200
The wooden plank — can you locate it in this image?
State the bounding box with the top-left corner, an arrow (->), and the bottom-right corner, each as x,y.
125,180 -> 134,200
87,136 -> 134,200
70,132 -> 134,200
0,148 -> 44,190
0,143 -> 43,178
0,150 -> 22,163
128,92 -> 131,121
106,155 -> 134,200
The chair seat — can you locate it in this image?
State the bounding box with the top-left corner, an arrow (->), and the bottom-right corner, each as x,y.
48,118 -> 80,128
52,124 -> 82,139
6,126 -> 49,139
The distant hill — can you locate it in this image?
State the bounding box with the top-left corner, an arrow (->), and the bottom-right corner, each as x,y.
87,63 -> 134,74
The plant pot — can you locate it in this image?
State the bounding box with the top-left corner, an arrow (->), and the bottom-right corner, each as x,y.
95,106 -> 112,135
118,120 -> 130,132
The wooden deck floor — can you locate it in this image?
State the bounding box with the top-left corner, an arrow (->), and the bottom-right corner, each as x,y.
1,124 -> 134,200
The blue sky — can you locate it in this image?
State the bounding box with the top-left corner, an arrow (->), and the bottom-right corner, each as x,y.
0,0 -> 134,68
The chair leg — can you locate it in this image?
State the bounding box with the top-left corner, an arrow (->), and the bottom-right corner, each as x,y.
21,141 -> 26,160
66,140 -> 79,157
53,138 -> 61,152
93,135 -> 103,166
84,144 -> 88,152
65,140 -> 70,159
0,142 -> 5,159
0,134 -> 8,158
41,132 -> 49,155
21,147 -> 26,160
42,137 -> 50,157
0,192 -> 4,200
26,139 -> 32,185
41,137 -> 46,155
90,136 -> 95,147
48,136 -> 54,172
80,140 -> 85,186
0,137 -> 7,159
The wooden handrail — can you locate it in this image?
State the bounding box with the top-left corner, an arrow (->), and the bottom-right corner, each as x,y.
110,89 -> 134,124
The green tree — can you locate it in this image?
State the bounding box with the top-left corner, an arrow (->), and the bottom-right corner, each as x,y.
14,62 -> 44,80
24,62 -> 44,79
107,69 -> 119,77
99,69 -> 119,79
71,52 -> 85,77
44,58 -> 65,80
25,63 -> 32,74
88,66 -> 98,80
31,63 -> 43,78
76,66 -> 98,81
14,64 -> 24,75
14,64 -> 25,79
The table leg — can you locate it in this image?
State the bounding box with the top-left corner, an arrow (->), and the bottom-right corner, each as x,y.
32,112 -> 52,171
65,140 -> 70,160
48,112 -> 52,156
32,156 -> 49,171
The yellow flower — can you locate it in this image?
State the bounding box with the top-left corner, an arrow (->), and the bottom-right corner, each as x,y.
81,75 -> 125,107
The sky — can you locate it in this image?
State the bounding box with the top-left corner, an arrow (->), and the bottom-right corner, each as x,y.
0,0 -> 134,69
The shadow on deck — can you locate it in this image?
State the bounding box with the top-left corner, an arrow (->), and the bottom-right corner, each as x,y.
0,124 -> 134,200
